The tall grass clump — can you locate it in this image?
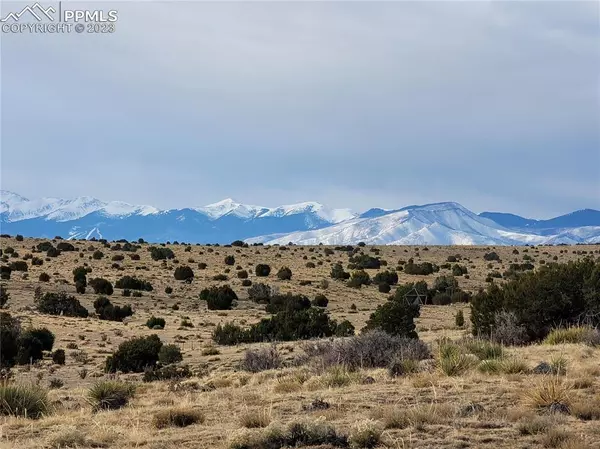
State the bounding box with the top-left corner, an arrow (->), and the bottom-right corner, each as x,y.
0,383 -> 49,419
465,339 -> 504,360
543,326 -> 600,346
438,340 -> 476,376
523,376 -> 572,411
153,407 -> 205,428
88,380 -> 136,412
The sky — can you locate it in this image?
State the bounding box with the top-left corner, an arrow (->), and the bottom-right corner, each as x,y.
1,0 -> 599,219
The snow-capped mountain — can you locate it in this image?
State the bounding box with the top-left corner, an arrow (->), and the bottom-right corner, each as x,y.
0,191 -> 158,223
0,191 -> 355,243
1,190 -> 598,245
247,202 -> 553,246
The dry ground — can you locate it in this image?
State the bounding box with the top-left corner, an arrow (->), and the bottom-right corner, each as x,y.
1,237 -> 599,448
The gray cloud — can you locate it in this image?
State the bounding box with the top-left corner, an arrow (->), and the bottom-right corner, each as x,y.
1,0 -> 598,218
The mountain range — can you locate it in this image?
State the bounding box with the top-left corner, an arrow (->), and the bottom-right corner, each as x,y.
1,190 -> 599,245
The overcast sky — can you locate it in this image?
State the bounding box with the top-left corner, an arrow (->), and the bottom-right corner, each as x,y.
1,1 -> 598,218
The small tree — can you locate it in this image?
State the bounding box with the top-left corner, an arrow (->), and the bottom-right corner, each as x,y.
0,284 -> 9,308
89,278 -> 113,295
147,316 -> 166,329
158,344 -> 182,365
348,270 -> 371,288
276,266 -> 292,280
455,310 -> 465,327
174,266 -> 194,281
364,297 -> 420,339
105,335 -> 163,373
199,285 -> 237,310
255,264 -> 271,277
330,263 -> 350,280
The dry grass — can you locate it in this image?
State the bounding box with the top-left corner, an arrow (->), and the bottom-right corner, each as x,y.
238,407 -> 272,428
152,407 -> 205,428
0,237 -> 599,448
523,376 -> 572,410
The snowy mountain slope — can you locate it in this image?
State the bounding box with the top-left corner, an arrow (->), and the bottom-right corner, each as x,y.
0,191 -> 355,243
0,190 -> 159,222
1,190 -> 598,245
247,203 -> 564,246
195,198 -> 269,220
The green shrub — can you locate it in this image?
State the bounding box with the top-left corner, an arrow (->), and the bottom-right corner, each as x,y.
484,252 -> 500,261
143,364 -> 192,382
452,265 -> 468,276
471,258 -> 600,342
0,384 -> 49,419
9,261 -> 28,272
149,246 -> 174,261
115,275 -> 153,291
35,292 -> 88,318
94,296 -> 133,322
213,305 -> 346,345
237,270 -> 248,279
404,260 -> 436,275
146,316 -> 166,329
89,278 -> 113,295
373,270 -> 398,285
174,266 -> 194,281
255,264 -> 271,277
241,279 -> 252,287
56,242 -> 75,252
75,280 -> 86,294
349,254 -> 381,269
312,294 -> 329,308
38,272 -> 50,282
0,266 -> 11,280
92,250 -> 104,260
265,293 -> 311,314
0,312 -> 20,367
199,285 -> 237,310
330,263 -> 350,280
36,242 -> 53,252
88,381 -> 135,411
455,310 -> 465,327
72,267 -> 90,283
22,328 -> 54,351
52,349 -> 66,365
348,270 -> 371,288
158,344 -> 183,365
277,266 -> 292,280
165,286 -> 173,294
16,331 -> 45,365
0,284 -> 9,308
364,294 -> 420,338
224,255 -> 235,266
105,335 -> 163,373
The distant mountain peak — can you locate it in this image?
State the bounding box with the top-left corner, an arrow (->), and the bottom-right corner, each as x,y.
1,190 -> 598,245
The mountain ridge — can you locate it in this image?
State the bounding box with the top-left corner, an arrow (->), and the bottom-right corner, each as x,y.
1,190 -> 598,245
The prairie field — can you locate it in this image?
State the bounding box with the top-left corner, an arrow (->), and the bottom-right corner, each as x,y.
1,236 -> 599,449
